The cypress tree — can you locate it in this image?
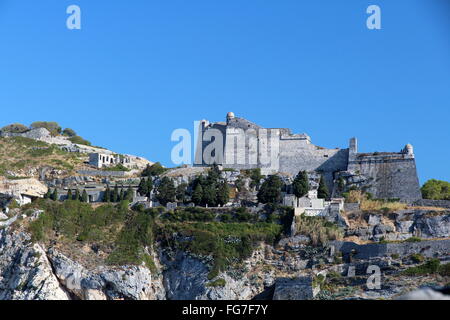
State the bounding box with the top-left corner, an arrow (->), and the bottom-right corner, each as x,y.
216,181 -> 230,206
44,188 -> 52,199
125,185 -> 134,202
119,187 -> 125,202
138,178 -> 147,196
67,189 -> 73,201
81,190 -> 88,203
293,171 -> 309,198
51,188 -> 58,201
192,184 -> 203,206
112,185 -> 119,202
74,189 -> 80,201
104,186 -> 111,202
318,175 -> 330,200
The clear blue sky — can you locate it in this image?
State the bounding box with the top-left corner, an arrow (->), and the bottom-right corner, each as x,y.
0,0 -> 449,184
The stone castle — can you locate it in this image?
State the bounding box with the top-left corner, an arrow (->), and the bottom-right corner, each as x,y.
195,112 -> 422,203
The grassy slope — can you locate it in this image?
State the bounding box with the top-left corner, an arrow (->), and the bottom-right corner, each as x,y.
0,137 -> 86,178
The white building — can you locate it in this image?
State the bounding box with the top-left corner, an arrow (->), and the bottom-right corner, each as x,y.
283,190 -> 344,217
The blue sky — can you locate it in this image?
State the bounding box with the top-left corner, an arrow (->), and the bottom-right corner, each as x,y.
0,0 -> 449,184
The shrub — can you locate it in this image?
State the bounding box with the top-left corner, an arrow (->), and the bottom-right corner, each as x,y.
69,135 -> 92,146
403,258 -> 441,276
62,128 -> 77,137
295,216 -> 343,246
206,278 -> 226,287
410,253 -> 425,263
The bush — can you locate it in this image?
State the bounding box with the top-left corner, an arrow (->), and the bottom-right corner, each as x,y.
69,135 -> 92,146
402,258 -> 441,276
206,278 -> 226,287
62,128 -> 77,137
410,253 -> 425,263
295,216 -> 343,246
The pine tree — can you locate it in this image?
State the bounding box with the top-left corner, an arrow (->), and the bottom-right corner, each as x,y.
81,190 -> 88,203
318,175 -> 330,200
257,175 -> 283,204
192,184 -> 203,206
51,188 -> 58,201
67,189 -> 73,201
293,171 -> 309,198
155,177 -> 176,206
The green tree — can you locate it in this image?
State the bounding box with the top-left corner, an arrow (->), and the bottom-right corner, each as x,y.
74,189 -> 81,201
176,183 -> 188,203
81,190 -> 88,203
317,175 -> 330,200
216,181 -> 230,206
51,188 -> 58,201
125,186 -> 134,202
1,123 -> 28,133
192,184 -> 203,206
293,171 -> 309,198
257,175 -> 283,204
421,179 -> 450,200
156,177 -> 176,206
142,162 -> 166,177
119,187 -> 125,202
30,121 -> 62,136
138,178 -> 153,197
104,186 -> 111,202
112,185 -> 119,203
202,184 -> 217,207
62,128 -> 77,137
44,188 -> 52,199
67,189 -> 73,201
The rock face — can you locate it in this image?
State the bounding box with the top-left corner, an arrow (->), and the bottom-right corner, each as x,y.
46,249 -> 165,300
0,178 -> 48,200
162,251 -> 256,300
0,229 -> 70,300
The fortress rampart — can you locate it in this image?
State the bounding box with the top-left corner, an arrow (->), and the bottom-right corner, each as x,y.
195,113 -> 422,202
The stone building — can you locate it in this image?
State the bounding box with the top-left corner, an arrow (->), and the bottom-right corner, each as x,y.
195,112 -> 421,203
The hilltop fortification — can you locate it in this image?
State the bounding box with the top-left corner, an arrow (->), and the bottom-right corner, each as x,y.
195,113 -> 421,202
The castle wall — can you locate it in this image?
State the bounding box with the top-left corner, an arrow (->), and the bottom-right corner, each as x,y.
347,153 -> 422,202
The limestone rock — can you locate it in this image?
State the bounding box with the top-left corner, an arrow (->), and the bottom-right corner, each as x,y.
0,228 -> 70,300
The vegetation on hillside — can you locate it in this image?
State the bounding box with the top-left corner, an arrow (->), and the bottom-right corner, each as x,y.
421,179 -> 450,200
26,199 -> 299,277
0,136 -> 84,176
